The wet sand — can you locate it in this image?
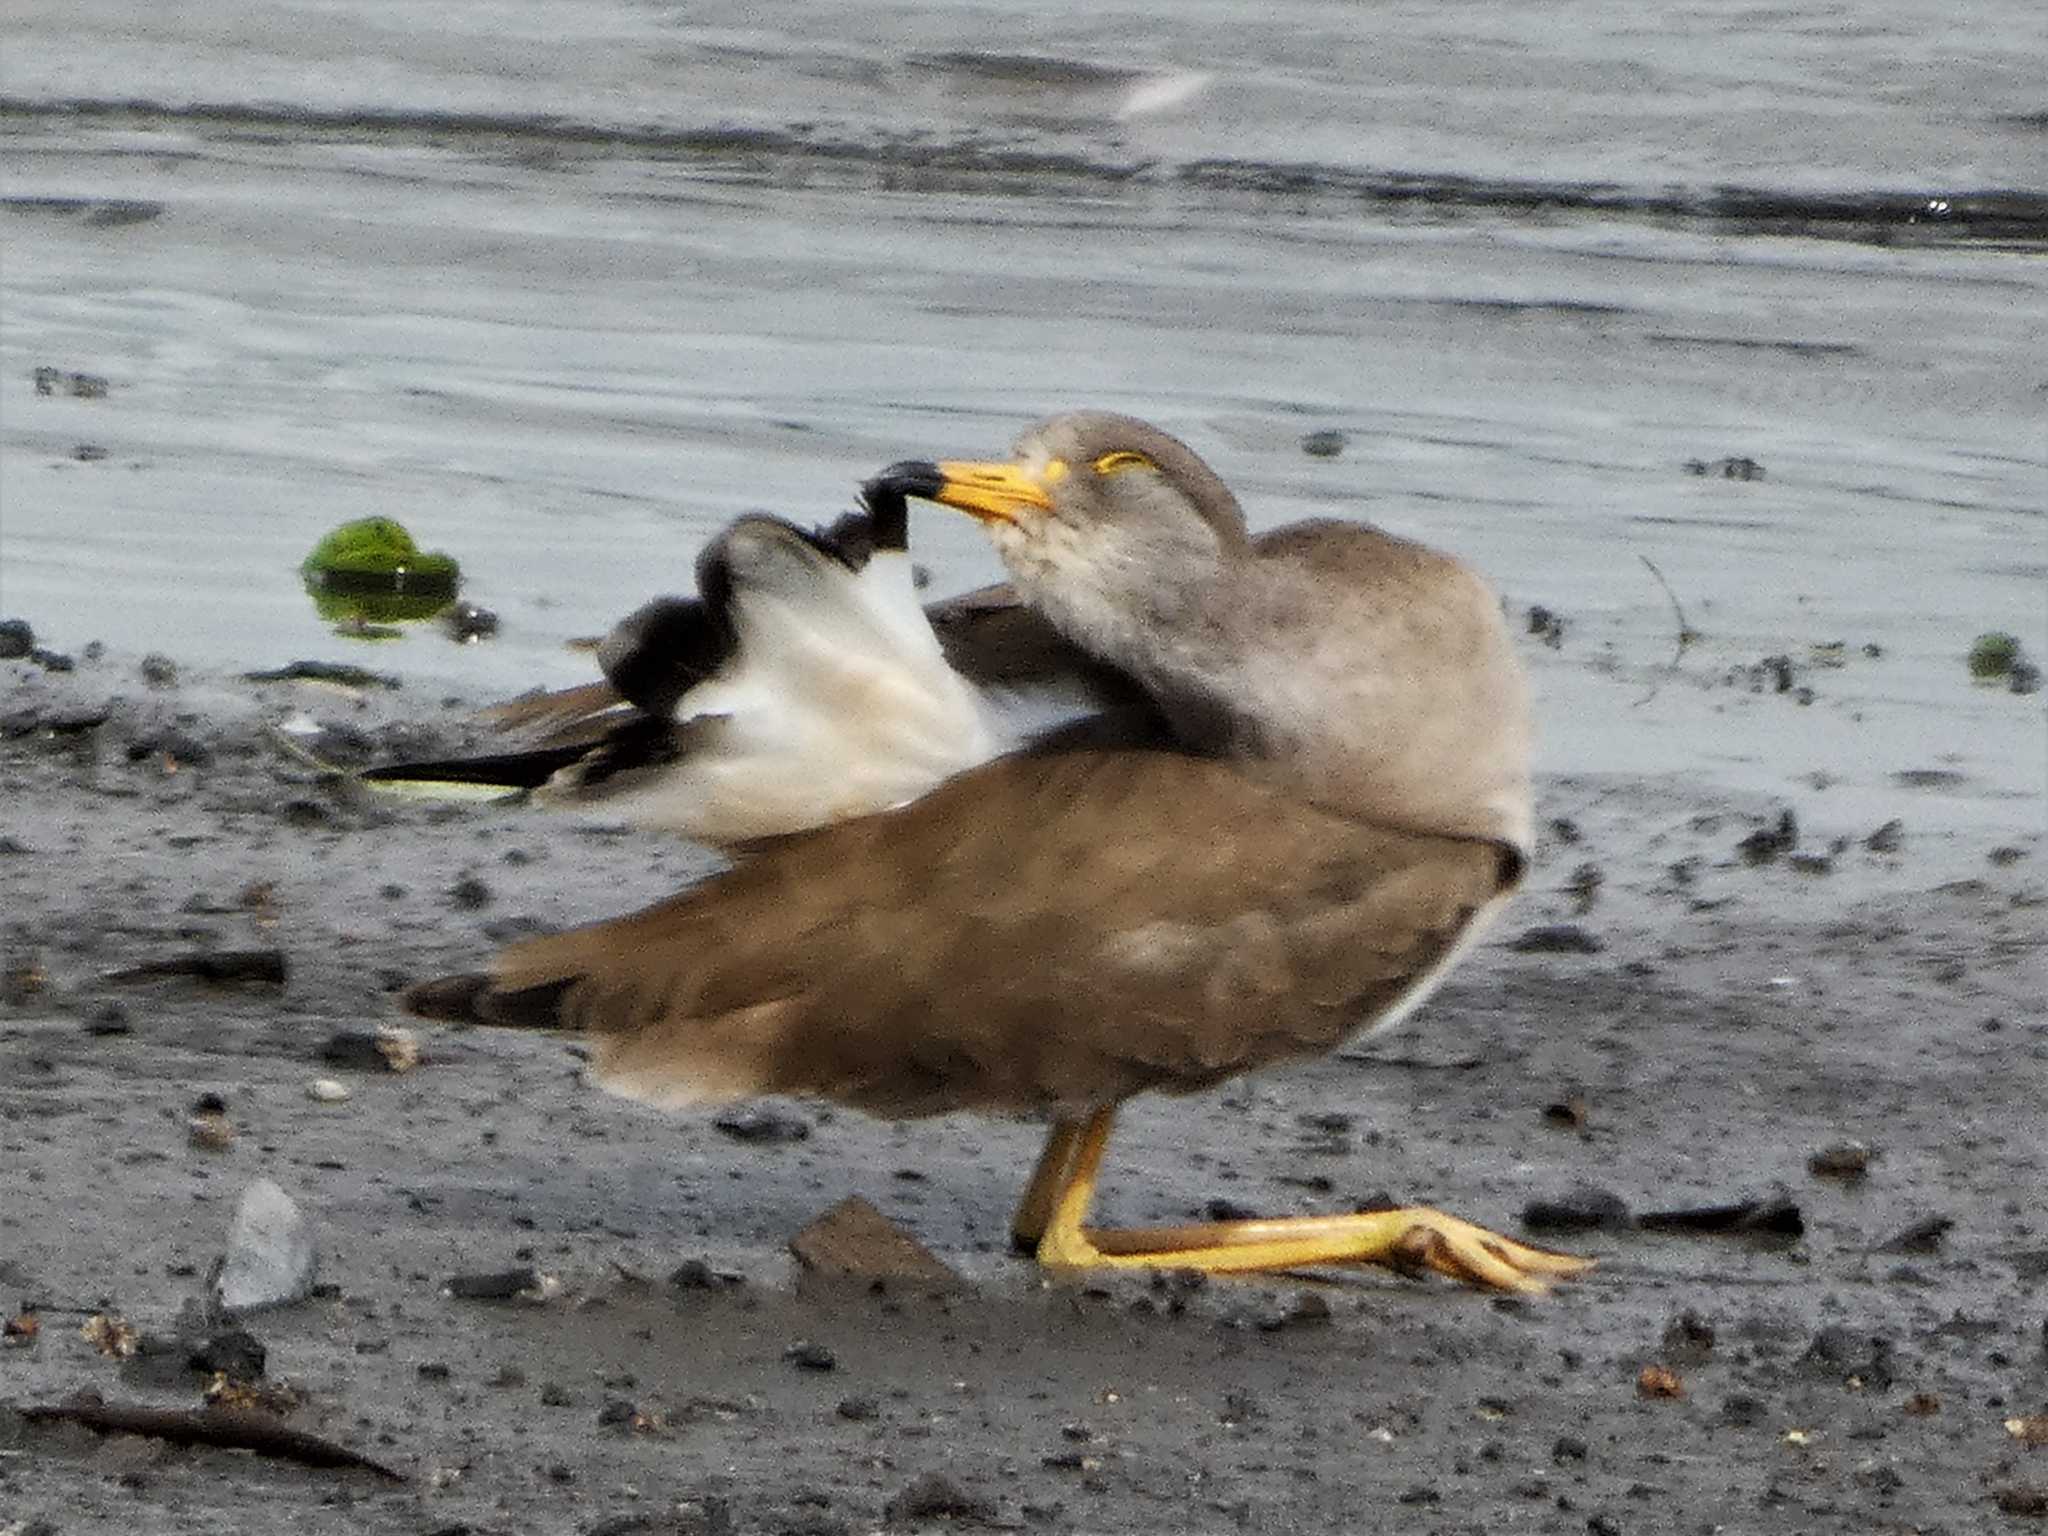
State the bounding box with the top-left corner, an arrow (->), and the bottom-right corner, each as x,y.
5,4 -> 2048,1531
1,631 -> 2043,1533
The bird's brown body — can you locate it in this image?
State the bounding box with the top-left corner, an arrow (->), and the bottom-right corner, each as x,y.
409,411 -> 1588,1291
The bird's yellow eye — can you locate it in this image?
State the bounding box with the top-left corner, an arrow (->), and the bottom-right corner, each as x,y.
1092,450 -> 1156,477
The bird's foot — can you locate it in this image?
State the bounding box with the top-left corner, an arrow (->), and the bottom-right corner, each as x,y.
1039,1206 -> 1591,1294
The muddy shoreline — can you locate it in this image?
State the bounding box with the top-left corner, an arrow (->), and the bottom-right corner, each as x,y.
2,641 -> 2043,1534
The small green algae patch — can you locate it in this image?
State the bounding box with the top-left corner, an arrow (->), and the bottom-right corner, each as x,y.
302,517 -> 460,588
301,517 -> 461,631
1967,632 -> 2021,681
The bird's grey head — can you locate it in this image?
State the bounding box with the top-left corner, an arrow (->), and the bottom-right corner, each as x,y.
870,412 -> 1250,647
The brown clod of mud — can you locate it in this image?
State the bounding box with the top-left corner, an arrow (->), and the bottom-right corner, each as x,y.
789,1196 -> 961,1290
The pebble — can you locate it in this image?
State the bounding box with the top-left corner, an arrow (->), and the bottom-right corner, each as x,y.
714,1105 -> 812,1144
883,1473 -> 993,1525
0,619 -> 34,659
1509,924 -> 1604,955
215,1178 -> 318,1315
1808,1140 -> 1876,1180
190,1328 -> 267,1380
307,1077 -> 352,1103
1300,429 -> 1347,459
1522,1185 -> 1632,1233
784,1341 -> 837,1372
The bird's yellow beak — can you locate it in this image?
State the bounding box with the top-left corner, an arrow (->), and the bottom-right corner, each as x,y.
925,460 -> 1060,526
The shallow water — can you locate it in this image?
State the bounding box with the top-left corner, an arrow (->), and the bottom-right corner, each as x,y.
3,1 -> 2043,824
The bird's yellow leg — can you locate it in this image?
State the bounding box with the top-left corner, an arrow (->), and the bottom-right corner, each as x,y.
1033,1107 -> 1591,1295
1009,1118 -> 1089,1253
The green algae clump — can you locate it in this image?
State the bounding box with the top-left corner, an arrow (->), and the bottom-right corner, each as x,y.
302,517 -> 460,589
301,517 -> 461,628
1966,632 -> 2021,682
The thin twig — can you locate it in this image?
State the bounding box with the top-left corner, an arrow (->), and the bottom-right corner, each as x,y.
1633,554 -> 1700,706
19,1399 -> 405,1482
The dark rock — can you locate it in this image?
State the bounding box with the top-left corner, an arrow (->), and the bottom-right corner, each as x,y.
445,1268 -> 544,1301
139,653 -> 178,688
1661,1310 -> 1715,1366
126,729 -> 211,768
1863,819 -> 1904,853
883,1472 -> 994,1525
448,874 -> 493,910
1736,810 -> 1798,865
714,1106 -> 811,1144
1299,429 -> 1346,459
1799,1326 -> 1894,1390
442,602 -> 500,643
30,648 -> 74,672
1395,1485 -> 1440,1505
0,619 -> 35,659
1256,1290 -> 1331,1332
667,1258 -> 743,1291
189,1328 -> 267,1380
1720,1394 -> 1767,1427
416,1361 -> 452,1382
785,1341 -> 837,1372
1993,1487 -> 2048,1517
243,660 -> 401,689
85,1003 -> 132,1037
1552,1435 -> 1588,1464
1522,1185 -> 1632,1233
1808,1141 -> 1876,1180
835,1395 -> 880,1422
1637,1190 -> 1803,1237
1509,924 -> 1604,954
597,1398 -> 639,1427
1526,605 -> 1566,649
1875,1214 -> 1952,1254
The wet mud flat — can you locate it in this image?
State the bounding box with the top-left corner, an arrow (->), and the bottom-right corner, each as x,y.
1,648 -> 2043,1535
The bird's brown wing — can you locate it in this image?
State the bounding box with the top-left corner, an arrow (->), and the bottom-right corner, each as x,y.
444,748 -> 1515,1119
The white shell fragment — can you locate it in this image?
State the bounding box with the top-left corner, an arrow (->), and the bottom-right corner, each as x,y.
215,1177 -> 318,1315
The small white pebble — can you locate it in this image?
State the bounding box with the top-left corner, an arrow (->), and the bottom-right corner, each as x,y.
307,1077 -> 352,1103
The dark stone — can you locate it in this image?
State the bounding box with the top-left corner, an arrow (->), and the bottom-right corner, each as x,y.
31,648 -> 74,672
1522,1185 -> 1632,1233
190,1328 -> 267,1380
835,1395 -> 880,1421
0,619 -> 36,658
883,1472 -> 994,1525
445,1268 -> 543,1301
714,1106 -> 812,1145
1509,924 -> 1604,954
785,1341 -> 837,1372
139,653 -> 178,688
1661,1310 -> 1716,1365
443,603 -> 500,643
1799,1326 -> 1894,1390
1736,810 -> 1798,865
1300,430 -> 1347,459
1552,1435 -> 1588,1464
85,1003 -> 132,1036
597,1398 -> 639,1427
448,874 -> 493,910
1720,1394 -> 1767,1427
667,1258 -> 743,1291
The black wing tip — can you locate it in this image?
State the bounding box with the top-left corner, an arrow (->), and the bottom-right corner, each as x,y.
357,744 -> 590,791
